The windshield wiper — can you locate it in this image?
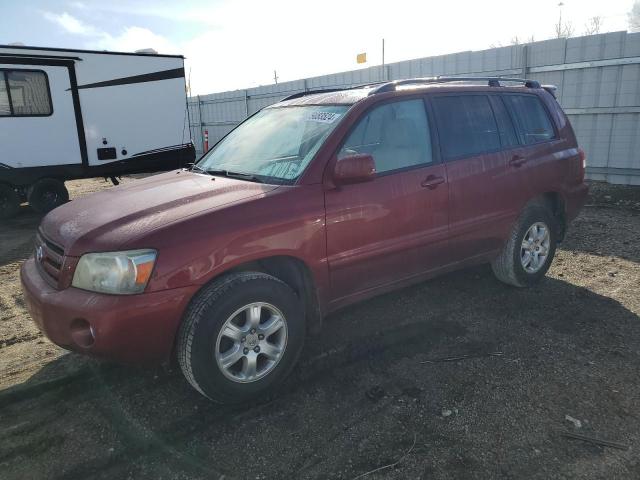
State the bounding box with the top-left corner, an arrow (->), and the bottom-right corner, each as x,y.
207,169 -> 264,183
190,163 -> 213,176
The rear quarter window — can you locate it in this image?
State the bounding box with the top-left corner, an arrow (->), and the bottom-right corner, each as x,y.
502,94 -> 555,145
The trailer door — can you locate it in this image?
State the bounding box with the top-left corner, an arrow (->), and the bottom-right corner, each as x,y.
0,65 -> 82,169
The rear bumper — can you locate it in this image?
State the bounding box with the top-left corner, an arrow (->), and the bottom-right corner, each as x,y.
20,257 -> 198,365
565,182 -> 589,222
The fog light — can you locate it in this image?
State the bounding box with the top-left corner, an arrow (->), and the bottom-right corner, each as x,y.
70,318 -> 95,348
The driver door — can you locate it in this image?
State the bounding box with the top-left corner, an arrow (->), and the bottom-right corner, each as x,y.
324,98 -> 449,305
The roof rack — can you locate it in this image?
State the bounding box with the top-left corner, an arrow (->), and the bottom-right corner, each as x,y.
368,76 -> 541,95
279,77 -> 543,102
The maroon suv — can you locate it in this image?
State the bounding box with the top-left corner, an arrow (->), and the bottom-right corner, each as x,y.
21,77 -> 588,403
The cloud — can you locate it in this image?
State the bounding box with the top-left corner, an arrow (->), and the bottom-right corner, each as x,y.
93,27 -> 179,54
40,10 -> 177,55
67,1 -> 222,28
42,11 -> 99,36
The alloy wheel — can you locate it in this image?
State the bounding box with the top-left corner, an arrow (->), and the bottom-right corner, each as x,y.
214,302 -> 288,383
520,222 -> 550,273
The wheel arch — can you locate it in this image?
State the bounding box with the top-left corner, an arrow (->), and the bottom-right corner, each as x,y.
179,255 -> 323,342
529,191 -> 567,242
227,255 -> 323,334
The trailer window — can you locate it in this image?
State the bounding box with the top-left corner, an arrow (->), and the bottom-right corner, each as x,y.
0,70 -> 52,117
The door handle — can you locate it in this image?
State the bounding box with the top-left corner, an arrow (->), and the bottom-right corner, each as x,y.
509,155 -> 527,167
421,175 -> 445,189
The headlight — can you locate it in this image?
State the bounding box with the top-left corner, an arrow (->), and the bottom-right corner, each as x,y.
72,249 -> 157,295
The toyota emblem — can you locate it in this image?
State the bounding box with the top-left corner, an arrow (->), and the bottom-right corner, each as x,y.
36,245 -> 44,263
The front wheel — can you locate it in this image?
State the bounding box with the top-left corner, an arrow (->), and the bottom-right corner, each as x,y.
491,204 -> 557,287
177,272 -> 305,403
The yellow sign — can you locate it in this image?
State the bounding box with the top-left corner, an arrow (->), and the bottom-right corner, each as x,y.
357,52 -> 367,64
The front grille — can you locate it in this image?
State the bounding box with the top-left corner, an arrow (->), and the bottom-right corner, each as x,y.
35,231 -> 65,288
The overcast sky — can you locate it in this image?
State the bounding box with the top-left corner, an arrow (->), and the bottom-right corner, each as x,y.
0,0 -> 635,94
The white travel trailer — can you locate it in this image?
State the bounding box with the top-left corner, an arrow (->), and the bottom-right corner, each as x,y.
0,45 -> 195,218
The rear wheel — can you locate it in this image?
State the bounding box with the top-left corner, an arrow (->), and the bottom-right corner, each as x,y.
177,272 -> 305,403
28,178 -> 69,214
491,203 -> 557,287
0,183 -> 20,220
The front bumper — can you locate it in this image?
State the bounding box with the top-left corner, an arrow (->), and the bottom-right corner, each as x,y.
20,257 -> 198,365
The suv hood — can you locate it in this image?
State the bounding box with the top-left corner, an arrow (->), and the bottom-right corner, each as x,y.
41,171 -> 280,256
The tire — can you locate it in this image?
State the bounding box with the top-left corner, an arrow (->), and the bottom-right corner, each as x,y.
491,203 -> 557,287
28,178 -> 69,214
0,183 -> 20,220
177,272 -> 305,403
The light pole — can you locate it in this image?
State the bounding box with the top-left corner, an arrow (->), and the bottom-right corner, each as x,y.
557,2 -> 565,38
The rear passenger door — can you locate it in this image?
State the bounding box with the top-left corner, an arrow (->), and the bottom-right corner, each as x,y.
499,93 -> 560,210
430,93 -> 516,261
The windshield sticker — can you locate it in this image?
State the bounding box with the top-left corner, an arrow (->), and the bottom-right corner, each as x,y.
307,111 -> 341,123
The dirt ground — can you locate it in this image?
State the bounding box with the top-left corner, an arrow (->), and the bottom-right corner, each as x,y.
0,178 -> 639,480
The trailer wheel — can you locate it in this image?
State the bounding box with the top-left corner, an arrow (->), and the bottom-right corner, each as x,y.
28,178 -> 69,214
0,183 -> 21,220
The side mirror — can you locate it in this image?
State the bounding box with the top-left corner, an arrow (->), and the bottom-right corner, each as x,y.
333,154 -> 376,185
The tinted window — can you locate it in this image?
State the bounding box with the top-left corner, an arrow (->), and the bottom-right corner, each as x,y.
1,70 -> 52,116
432,95 -> 500,159
338,99 -> 432,173
490,96 -> 519,148
502,94 -> 555,145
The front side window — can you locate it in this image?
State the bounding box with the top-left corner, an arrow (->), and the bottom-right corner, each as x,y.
338,99 -> 433,173
502,94 -> 555,145
197,105 -> 348,183
432,95 -> 500,160
0,70 -> 52,116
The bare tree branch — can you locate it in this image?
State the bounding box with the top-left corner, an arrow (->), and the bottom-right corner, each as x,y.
563,21 -> 575,38
584,16 -> 603,35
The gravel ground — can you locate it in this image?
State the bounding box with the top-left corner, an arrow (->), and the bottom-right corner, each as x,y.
0,179 -> 639,480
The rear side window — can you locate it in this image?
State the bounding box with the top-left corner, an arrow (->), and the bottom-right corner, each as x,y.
338,99 -> 433,174
431,95 -> 500,160
0,70 -> 52,116
489,96 -> 519,148
502,94 -> 555,145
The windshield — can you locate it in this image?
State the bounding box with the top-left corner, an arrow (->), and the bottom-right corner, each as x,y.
196,105 -> 348,184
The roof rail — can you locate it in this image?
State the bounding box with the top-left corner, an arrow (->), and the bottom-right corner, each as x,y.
368,76 -> 541,95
